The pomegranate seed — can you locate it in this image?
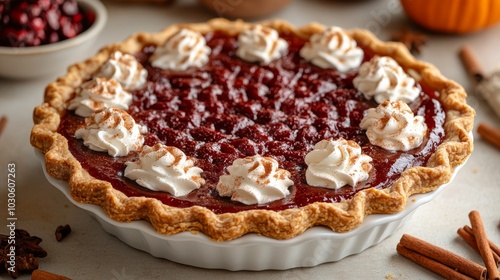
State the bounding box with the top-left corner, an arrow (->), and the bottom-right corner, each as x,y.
30,17 -> 45,31
0,27 -> 14,40
48,31 -> 59,43
44,8 -> 60,30
10,9 -> 29,26
61,20 -> 78,38
62,0 -> 78,16
37,0 -> 51,10
29,4 -> 43,17
16,2 -> 29,12
71,12 -> 82,23
58,15 -> 69,29
35,28 -> 45,40
28,29 -> 45,46
85,10 -> 95,25
25,30 -> 38,46
27,36 -> 39,46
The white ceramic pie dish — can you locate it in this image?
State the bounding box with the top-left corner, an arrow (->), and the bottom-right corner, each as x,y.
36,149 -> 467,270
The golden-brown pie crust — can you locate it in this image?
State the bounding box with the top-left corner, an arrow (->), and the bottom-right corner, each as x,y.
30,18 -> 475,241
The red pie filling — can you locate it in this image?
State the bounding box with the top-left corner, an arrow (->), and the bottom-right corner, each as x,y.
58,31 -> 445,214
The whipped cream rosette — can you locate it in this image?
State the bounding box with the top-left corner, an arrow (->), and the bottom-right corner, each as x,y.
75,107 -> 146,157
124,144 -> 204,197
216,155 -> 293,205
300,26 -> 364,72
353,56 -> 421,103
95,51 -> 148,90
305,138 -> 372,189
150,29 -> 211,71
236,25 -> 288,64
360,100 -> 427,151
68,77 -> 133,117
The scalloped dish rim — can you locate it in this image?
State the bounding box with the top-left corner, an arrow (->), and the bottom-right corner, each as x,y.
36,149 -> 469,270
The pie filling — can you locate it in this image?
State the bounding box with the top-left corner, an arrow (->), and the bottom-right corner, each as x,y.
57,31 -> 445,214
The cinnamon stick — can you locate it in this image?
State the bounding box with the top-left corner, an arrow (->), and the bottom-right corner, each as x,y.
464,225 -> 500,259
31,269 -> 71,280
458,226 -> 500,266
397,243 -> 475,280
0,115 -> 7,137
478,122 -> 500,150
459,45 -> 485,84
399,234 -> 486,279
469,211 -> 500,280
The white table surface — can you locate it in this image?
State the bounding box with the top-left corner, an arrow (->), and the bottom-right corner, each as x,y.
1,0 -> 500,279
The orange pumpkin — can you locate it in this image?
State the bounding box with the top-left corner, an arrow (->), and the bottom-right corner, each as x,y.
400,0 -> 500,33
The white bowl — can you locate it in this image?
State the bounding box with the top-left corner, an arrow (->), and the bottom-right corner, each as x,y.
0,0 -> 107,79
36,150 -> 468,271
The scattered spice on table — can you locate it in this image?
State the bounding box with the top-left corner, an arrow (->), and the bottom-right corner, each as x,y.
459,45 -> 485,83
469,211 -> 500,280
478,122 -> 500,150
31,269 -> 71,280
0,229 -> 47,279
397,234 -> 486,279
55,225 -> 72,242
397,210 -> 500,280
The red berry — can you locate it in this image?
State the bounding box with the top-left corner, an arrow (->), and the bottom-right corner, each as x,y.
30,17 -> 45,31
29,4 -> 43,17
61,0 -> 78,16
37,0 -> 51,10
35,28 -> 45,39
30,29 -> 45,46
60,18 -> 80,38
1,14 -> 8,25
44,8 -> 60,30
48,31 -> 59,43
16,2 -> 29,12
51,0 -> 65,6
10,9 -> 29,26
84,10 -> 95,25
71,12 -> 82,24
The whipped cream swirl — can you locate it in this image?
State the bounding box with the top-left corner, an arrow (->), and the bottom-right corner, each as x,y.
150,29 -> 211,71
353,56 -> 421,104
300,26 -> 363,72
95,51 -> 148,90
124,144 -> 204,196
216,155 -> 293,205
360,100 -> 427,151
236,25 -> 288,64
75,107 -> 146,157
68,77 -> 133,117
305,138 -> 372,189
